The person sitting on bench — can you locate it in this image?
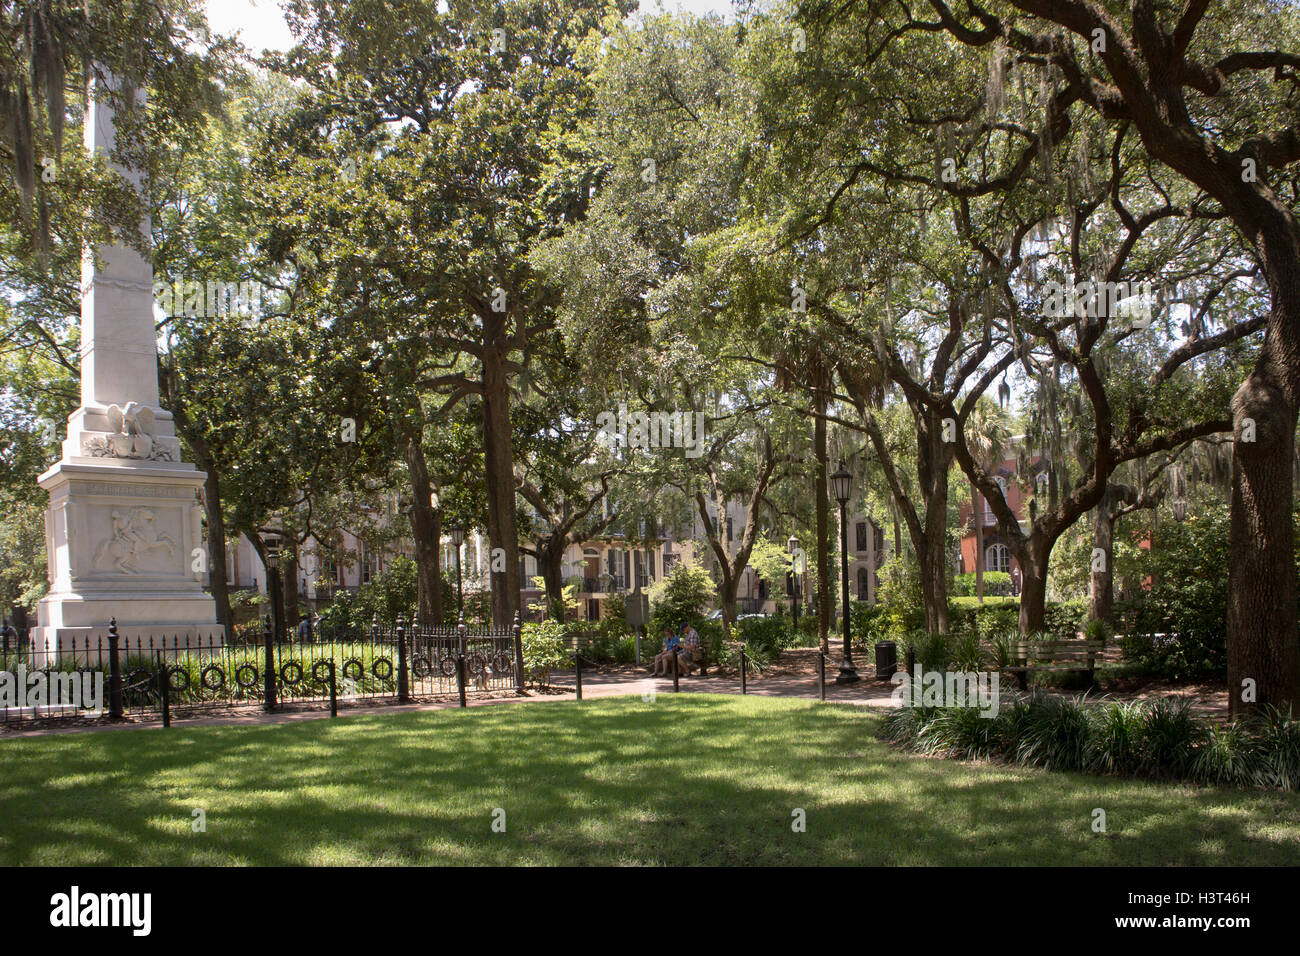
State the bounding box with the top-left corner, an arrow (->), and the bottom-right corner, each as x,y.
676,624 -> 701,675
651,627 -> 680,675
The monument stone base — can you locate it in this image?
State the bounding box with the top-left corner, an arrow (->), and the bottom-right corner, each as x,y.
32,455 -> 224,667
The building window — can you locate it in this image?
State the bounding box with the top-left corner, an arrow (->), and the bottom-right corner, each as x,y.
857,567 -> 870,600
855,521 -> 868,553
986,544 -> 1012,574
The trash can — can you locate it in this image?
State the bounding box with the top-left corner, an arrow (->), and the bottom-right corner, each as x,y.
875,641 -> 897,680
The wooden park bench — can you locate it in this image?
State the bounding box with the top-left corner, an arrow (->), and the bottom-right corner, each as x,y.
1003,639 -> 1104,690
671,639 -> 710,677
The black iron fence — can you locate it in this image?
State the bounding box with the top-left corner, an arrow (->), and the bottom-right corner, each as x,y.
1,615 -> 521,726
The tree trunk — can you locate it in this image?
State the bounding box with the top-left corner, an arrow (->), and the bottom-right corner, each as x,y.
719,571 -> 737,639
1016,535 -> 1054,636
540,538 -> 567,623
200,461 -> 234,634
405,437 -> 443,626
919,525 -> 950,635
917,418 -> 952,634
1228,329 -> 1300,717
972,482 -> 984,604
481,344 -> 521,628
1089,504 -> 1115,625
814,391 -> 831,654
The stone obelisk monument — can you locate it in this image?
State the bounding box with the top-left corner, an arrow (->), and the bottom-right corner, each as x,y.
32,78 -> 221,663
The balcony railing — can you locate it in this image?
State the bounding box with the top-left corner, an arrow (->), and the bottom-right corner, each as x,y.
582,576 -> 628,594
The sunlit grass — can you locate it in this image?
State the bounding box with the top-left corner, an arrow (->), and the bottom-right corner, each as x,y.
1,695 -> 1297,865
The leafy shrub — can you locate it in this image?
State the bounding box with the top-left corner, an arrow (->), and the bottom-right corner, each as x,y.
737,616 -> 792,660
1083,618 -> 1112,644
851,602 -> 886,645
876,555 -> 926,638
951,631 -> 983,671
952,601 -> 1019,638
695,620 -> 725,666
1042,600 -> 1086,639
951,571 -> 1013,596
611,636 -> 638,664
647,564 -> 716,633
908,631 -> 951,671
789,612 -> 822,647
521,619 -> 569,687
1108,504 -> 1300,680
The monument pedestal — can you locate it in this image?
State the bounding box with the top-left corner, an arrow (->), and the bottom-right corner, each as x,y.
32,454 -> 223,666
28,76 -> 225,667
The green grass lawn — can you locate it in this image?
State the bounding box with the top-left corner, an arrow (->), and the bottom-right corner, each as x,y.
2,694 -> 1298,865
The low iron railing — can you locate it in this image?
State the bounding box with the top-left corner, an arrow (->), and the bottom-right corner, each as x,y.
1,615 -> 521,726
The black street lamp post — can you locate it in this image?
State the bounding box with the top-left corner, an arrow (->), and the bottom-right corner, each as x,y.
263,534 -> 283,711
449,526 -> 466,618
830,462 -> 860,683
788,534 -> 800,633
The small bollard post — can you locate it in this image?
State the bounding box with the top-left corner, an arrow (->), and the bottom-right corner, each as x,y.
329,659 -> 338,718
108,618 -> 123,719
156,651 -> 171,728
575,651 -> 583,701
456,651 -> 467,709
396,616 -> 410,703
263,615 -> 277,712
818,652 -> 826,701
673,649 -> 680,693
740,647 -> 747,695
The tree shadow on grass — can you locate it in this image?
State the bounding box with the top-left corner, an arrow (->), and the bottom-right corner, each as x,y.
1,695 -> 1297,865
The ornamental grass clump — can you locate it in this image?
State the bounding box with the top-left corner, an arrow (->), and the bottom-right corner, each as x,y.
1190,720 -> 1261,787
1250,705 -> 1300,790
918,706 -> 1002,760
1085,700 -> 1144,775
1010,694 -> 1092,772
882,693 -> 1300,793
1137,697 -> 1206,778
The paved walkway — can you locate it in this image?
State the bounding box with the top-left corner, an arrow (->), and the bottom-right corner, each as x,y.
556,666 -> 899,705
